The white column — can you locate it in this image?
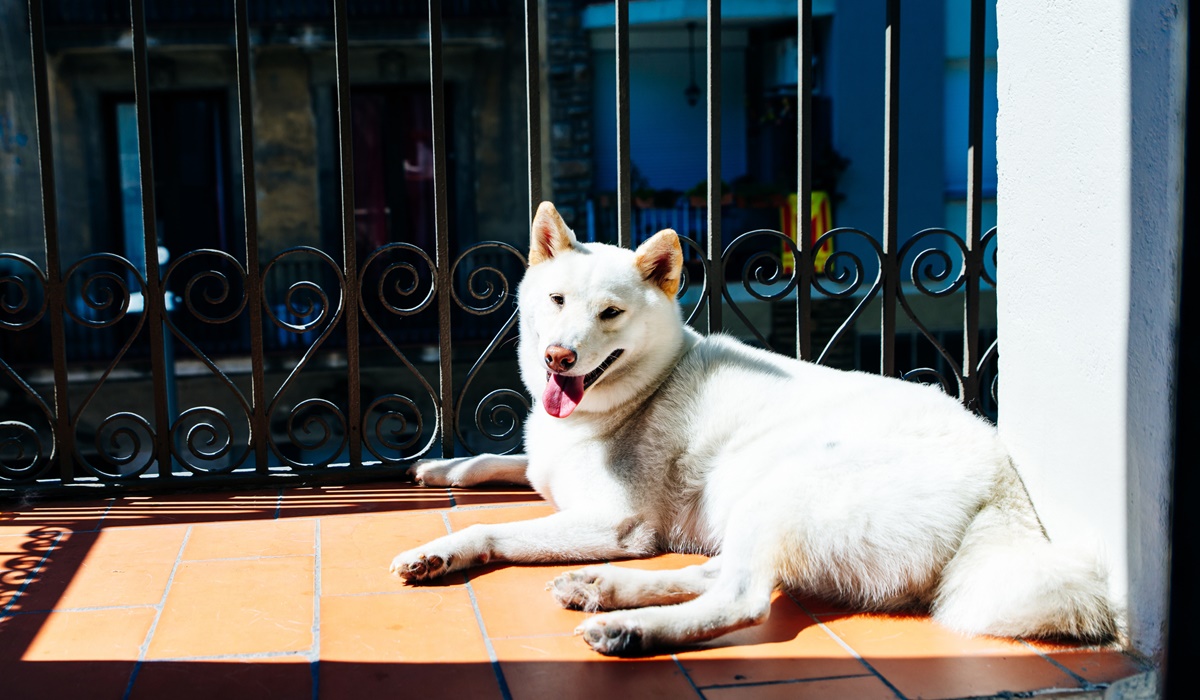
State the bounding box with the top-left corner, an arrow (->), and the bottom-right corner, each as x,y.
995,0 -> 1184,658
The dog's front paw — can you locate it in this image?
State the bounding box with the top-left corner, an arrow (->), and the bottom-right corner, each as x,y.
390,549 -> 452,582
576,613 -> 645,656
549,568 -> 606,612
410,460 -> 455,487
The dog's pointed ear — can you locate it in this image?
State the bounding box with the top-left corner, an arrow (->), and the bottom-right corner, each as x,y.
634,229 -> 683,297
529,202 -> 579,266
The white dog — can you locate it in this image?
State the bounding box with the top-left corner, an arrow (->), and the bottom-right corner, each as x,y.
390,202 -> 1116,655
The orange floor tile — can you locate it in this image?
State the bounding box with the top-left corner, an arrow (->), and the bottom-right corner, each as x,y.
1,483 -> 1147,699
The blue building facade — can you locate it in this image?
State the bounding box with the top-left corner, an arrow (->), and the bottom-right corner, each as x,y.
582,0 -> 997,246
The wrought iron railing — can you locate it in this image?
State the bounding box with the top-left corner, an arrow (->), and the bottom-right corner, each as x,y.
1,0 -> 997,497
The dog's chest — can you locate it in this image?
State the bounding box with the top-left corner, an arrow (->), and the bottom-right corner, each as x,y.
525,422 -> 632,512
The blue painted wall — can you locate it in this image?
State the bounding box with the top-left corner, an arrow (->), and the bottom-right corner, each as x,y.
585,0 -> 998,251
942,0 -> 998,236
826,0 -> 946,243
591,31 -> 748,194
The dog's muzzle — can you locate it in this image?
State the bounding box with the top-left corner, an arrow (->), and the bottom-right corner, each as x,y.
583,349 -> 624,389
542,349 -> 624,418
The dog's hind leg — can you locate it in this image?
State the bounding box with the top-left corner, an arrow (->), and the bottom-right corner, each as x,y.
410,454 -> 529,487
549,557 -> 722,612
575,502 -> 785,655
574,559 -> 775,655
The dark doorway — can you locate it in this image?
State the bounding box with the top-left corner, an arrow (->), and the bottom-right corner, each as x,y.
346,85 -> 453,259
104,91 -> 239,356
107,91 -> 236,268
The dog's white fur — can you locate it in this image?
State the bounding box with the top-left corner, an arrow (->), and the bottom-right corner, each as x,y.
390,202 -> 1116,655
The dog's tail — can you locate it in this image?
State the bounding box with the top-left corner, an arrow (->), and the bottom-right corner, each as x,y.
931,469 -> 1118,643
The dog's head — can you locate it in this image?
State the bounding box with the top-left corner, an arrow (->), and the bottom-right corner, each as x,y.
517,202 -> 684,419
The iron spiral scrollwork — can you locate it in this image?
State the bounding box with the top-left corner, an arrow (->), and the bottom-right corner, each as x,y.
163,250 -> 253,474
897,226 -> 979,396
263,247 -> 347,469
64,254 -> 142,329
975,337 -> 1000,419
470,388 -> 528,449
452,242 -> 529,456
170,407 -> 237,470
0,254 -> 48,329
358,243 -> 439,463
893,226 -> 999,416
63,254 -> 158,479
450,242 -> 525,316
721,229 -> 800,350
809,228 -> 885,366
0,421 -> 51,482
0,254 -> 54,482
977,227 -> 1000,417
284,397 -> 347,462
895,228 -> 970,397
363,394 -> 424,461
980,226 -> 998,287
91,411 -> 157,478
676,235 -> 709,326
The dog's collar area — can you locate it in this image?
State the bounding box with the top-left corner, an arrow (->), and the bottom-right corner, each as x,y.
545,349 -> 624,390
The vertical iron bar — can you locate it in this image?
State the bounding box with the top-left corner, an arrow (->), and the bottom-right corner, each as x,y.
130,0 -> 173,477
429,0 -> 455,458
614,0 -> 631,248
880,0 -> 900,377
795,0 -> 813,360
234,0 -> 269,473
27,0 -> 74,481
524,0 -> 541,220
705,0 -> 723,333
333,0 -> 363,467
962,0 -> 985,407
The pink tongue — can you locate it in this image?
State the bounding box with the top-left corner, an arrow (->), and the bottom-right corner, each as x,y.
543,374 -> 586,418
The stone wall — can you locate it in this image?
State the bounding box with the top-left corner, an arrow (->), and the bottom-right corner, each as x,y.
0,0 -> 43,262
252,48 -> 322,254
544,0 -> 592,230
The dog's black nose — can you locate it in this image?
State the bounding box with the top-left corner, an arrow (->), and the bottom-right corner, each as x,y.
545,345 -> 577,372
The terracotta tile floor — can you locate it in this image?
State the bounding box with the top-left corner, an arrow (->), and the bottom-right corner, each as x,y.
1,483 -> 1146,699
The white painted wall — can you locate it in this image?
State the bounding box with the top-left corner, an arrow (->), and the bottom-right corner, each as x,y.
995,0 -> 1184,659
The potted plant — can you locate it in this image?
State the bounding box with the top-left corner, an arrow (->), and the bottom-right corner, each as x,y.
686,180 -> 732,207
631,164 -> 655,209
653,188 -> 683,208
731,177 -> 787,209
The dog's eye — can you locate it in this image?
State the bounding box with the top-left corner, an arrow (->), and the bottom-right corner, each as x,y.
550,294 -> 565,307
599,306 -> 624,320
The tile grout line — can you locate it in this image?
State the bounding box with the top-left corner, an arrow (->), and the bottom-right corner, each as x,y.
0,530 -> 66,619
452,501 -> 548,512
184,553 -> 313,564
1016,637 -> 1098,690
141,650 -> 312,663
787,592 -> 908,700
310,518 -> 322,700
442,510 -> 513,700
319,586 -> 469,599
96,496 -> 117,529
6,603 -> 159,616
696,672 -> 876,691
487,631 -> 579,641
123,525 -> 193,700
463,571 -> 514,700
671,654 -> 707,699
